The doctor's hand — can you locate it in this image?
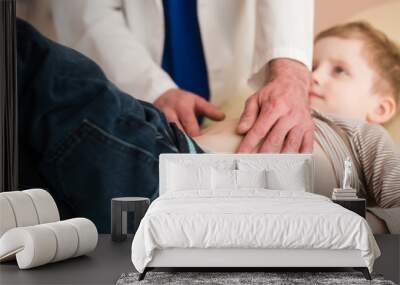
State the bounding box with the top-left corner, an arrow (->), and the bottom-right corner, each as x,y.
236,59 -> 314,154
154,88 -> 225,137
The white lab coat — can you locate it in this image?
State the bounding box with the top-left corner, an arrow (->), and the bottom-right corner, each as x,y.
51,0 -> 313,108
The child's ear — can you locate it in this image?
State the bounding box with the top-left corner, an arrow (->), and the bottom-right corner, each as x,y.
367,95 -> 397,124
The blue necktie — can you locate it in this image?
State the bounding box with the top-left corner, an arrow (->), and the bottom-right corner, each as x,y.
161,0 -> 210,102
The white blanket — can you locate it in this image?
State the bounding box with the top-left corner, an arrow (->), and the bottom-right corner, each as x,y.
131,190 -> 380,273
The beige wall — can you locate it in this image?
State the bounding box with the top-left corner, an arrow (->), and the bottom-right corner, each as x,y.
17,0 -> 55,40
315,0 -> 398,34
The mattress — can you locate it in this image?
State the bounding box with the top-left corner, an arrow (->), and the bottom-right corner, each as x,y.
131,190 -> 380,273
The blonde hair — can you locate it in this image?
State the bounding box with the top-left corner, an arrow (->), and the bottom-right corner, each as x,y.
315,21 -> 400,104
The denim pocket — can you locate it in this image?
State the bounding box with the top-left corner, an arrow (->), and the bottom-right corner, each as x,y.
41,120 -> 159,233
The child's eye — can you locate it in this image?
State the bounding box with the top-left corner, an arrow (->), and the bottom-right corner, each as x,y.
333,66 -> 347,76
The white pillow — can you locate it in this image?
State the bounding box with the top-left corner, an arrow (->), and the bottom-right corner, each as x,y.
168,163 -> 211,191
211,169 -> 268,190
236,169 -> 267,188
266,163 -> 307,191
212,168 -> 237,190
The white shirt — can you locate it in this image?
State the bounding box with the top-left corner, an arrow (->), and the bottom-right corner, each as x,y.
51,0 -> 314,107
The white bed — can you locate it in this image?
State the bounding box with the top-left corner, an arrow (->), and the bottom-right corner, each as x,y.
131,154 -> 380,280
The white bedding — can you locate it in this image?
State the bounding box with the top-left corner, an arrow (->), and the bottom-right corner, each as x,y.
131,190 -> 380,273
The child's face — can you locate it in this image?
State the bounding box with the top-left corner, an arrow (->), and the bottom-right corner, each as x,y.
310,37 -> 379,121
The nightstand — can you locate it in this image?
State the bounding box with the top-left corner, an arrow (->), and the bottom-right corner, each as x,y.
332,198 -> 366,218
111,197 -> 150,242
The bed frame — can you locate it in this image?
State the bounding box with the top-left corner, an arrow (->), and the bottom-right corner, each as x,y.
137,154 -> 372,281
139,248 -> 371,280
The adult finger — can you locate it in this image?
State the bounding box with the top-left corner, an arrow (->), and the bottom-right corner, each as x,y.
195,97 -> 225,121
281,126 -> 305,153
236,104 -> 282,153
251,140 -> 264,154
178,109 -> 200,137
300,129 -> 314,153
259,116 -> 296,153
236,95 -> 260,134
164,109 -> 184,132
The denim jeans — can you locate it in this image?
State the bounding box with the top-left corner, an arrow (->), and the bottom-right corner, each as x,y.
17,19 -> 203,233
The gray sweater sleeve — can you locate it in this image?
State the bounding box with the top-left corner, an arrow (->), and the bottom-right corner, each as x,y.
350,123 -> 400,233
351,123 -> 400,208
320,111 -> 400,234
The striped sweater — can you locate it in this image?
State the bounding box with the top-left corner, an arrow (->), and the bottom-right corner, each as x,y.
313,110 -> 400,233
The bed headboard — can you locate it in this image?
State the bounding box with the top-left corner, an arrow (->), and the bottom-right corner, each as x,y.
159,154 -> 314,196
